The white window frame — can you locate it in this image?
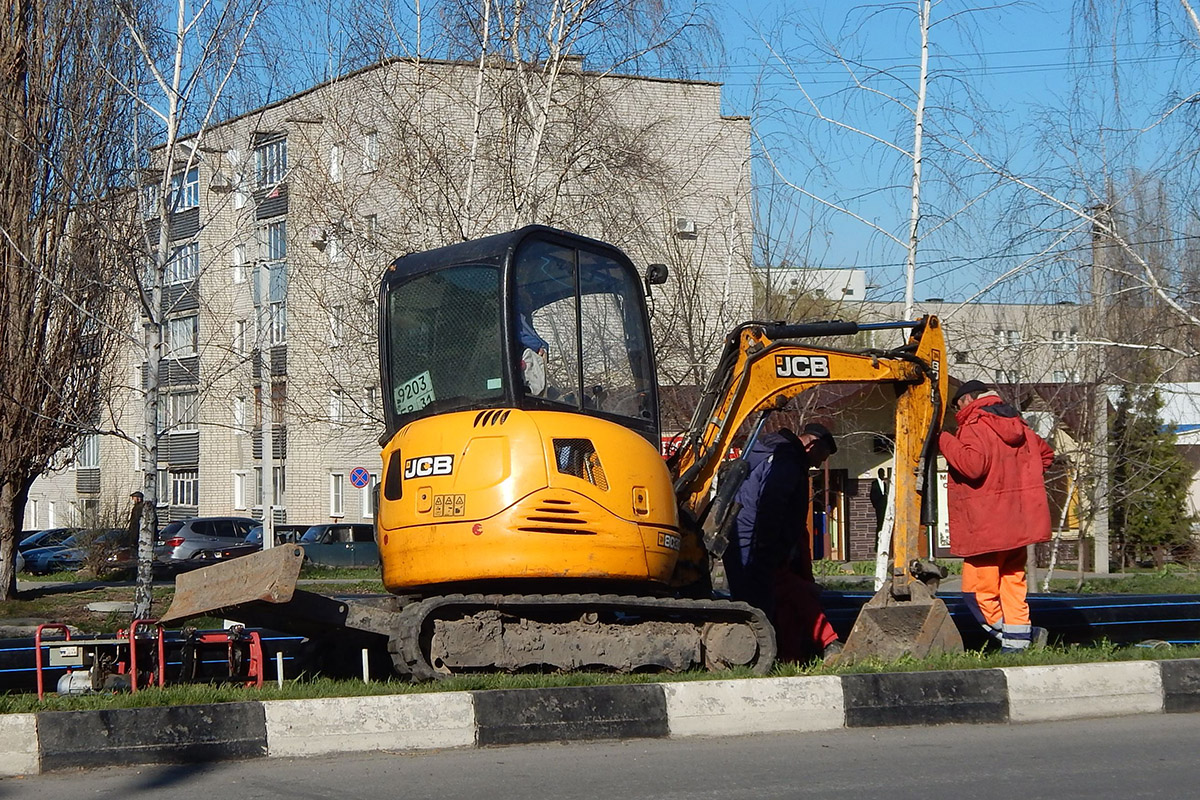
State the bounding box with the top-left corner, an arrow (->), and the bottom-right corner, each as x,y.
76,434 -> 100,469
168,391 -> 199,433
233,395 -> 247,433
234,318 -> 247,355
47,500 -> 56,526
167,315 -> 199,357
327,235 -> 345,263
166,241 -> 199,284
171,469 -> 198,506
362,130 -> 378,173
329,142 -> 343,182
232,244 -> 247,283
329,388 -> 344,424
362,472 -> 378,518
329,306 -> 344,346
233,471 -> 248,510
364,214 -> 378,251
254,137 -> 287,188
330,473 -> 345,517
264,219 -> 287,261
254,466 -> 264,508
272,465 -> 286,509
168,167 -> 199,211
362,386 -> 378,427
269,300 -> 287,345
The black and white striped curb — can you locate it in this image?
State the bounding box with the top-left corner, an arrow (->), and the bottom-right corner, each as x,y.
3,659 -> 1198,776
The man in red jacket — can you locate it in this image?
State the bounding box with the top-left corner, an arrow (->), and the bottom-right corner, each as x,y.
939,380 -> 1055,652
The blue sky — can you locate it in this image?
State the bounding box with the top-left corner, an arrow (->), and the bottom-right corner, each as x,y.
702,2 -> 1192,305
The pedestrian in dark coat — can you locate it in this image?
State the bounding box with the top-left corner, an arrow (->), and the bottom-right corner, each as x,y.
939,380 -> 1054,651
723,423 -> 841,661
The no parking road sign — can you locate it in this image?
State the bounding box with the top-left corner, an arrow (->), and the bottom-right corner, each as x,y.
350,467 -> 372,488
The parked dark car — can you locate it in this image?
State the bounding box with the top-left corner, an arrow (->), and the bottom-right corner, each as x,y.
18,527 -> 79,554
39,529 -> 131,574
299,523 -> 378,567
24,529 -> 129,574
190,523 -> 309,563
299,524 -> 375,545
154,517 -> 259,562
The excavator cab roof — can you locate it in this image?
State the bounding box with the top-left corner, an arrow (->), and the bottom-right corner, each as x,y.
379,225 -> 660,442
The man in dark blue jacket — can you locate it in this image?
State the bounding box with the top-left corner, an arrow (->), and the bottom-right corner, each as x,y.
722,423 -> 841,661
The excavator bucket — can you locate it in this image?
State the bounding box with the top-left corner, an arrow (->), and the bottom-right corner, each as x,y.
160,545 -> 306,624
836,578 -> 963,664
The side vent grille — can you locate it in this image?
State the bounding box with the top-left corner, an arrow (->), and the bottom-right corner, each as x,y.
516,498 -> 597,536
473,409 -> 512,427
553,439 -> 608,491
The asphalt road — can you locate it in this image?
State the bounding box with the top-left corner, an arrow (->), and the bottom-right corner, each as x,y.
4,713 -> 1197,799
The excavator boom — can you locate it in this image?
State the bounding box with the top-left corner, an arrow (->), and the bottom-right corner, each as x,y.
668,315 -> 962,662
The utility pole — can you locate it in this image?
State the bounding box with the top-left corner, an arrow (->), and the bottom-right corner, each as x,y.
1088,205 -> 1111,574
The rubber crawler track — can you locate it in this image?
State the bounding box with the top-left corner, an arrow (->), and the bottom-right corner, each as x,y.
387,592 -> 777,681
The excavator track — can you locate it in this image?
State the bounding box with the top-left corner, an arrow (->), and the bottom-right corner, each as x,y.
387,593 -> 776,680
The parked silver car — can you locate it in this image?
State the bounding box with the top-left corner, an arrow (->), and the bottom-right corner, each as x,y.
154,516 -> 259,562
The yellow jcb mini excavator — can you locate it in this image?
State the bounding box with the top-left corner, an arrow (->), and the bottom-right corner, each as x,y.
163,225 -> 961,677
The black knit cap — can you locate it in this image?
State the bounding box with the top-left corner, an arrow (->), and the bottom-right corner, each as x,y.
952,379 -> 989,405
802,422 -> 837,454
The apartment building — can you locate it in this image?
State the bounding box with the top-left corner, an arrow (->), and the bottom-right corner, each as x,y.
24,57 -> 754,530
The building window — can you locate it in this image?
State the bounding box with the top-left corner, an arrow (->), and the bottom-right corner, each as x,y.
362,130 -> 378,172
994,329 -> 1020,347
233,396 -> 247,432
168,167 -> 199,211
171,470 -> 198,506
327,235 -> 345,263
167,315 -> 198,357
234,319 -> 247,355
994,369 -> 1021,383
166,241 -> 199,284
254,466 -> 264,507
362,386 -> 378,426
47,500 -> 56,526
76,434 -> 100,469
1052,329 -> 1079,351
329,306 -> 343,345
264,219 -> 287,261
141,183 -> 159,219
362,472 -> 378,518
271,382 -> 287,426
329,142 -> 343,182
272,465 -> 286,508
953,351 -> 969,364
269,300 -> 287,344
232,244 -> 247,283
330,473 -> 344,517
329,389 -> 344,424
233,471 -> 247,510
1053,369 -> 1080,382
167,391 -> 199,433
254,137 -> 287,187
364,214 -> 378,251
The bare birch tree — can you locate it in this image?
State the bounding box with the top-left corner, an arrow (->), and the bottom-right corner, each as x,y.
119,0 -> 264,618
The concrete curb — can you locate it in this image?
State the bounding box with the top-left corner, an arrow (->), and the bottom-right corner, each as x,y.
5,658 -> 1200,777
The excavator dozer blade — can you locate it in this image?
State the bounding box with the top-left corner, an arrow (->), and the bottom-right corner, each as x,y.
836,579 -> 963,665
160,545 -> 305,624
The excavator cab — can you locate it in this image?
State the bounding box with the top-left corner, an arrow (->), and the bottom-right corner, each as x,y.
375,226 -> 682,597
379,226 -> 660,444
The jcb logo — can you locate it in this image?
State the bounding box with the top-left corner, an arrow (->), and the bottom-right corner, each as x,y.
403,455 -> 454,478
775,355 -> 830,379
